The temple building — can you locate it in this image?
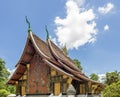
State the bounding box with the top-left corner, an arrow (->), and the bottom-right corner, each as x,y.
7,26 -> 104,96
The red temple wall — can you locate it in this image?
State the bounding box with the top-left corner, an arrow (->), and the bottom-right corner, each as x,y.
28,54 -> 49,94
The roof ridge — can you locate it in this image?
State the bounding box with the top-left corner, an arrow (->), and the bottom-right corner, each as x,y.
29,31 -> 50,59
47,39 -> 80,72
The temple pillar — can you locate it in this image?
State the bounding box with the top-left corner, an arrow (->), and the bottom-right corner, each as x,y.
16,81 -> 19,95
88,81 -> 92,93
26,64 -> 30,94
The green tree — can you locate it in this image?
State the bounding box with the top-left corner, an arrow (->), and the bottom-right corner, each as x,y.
0,58 -> 10,90
7,85 -> 16,94
61,46 -> 83,71
102,80 -> 120,97
73,59 -> 83,71
0,58 -> 15,97
89,73 -> 99,81
105,71 -> 120,85
0,58 -> 10,81
0,89 -> 10,97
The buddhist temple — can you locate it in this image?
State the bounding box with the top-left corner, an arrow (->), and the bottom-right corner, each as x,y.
7,23 -> 104,96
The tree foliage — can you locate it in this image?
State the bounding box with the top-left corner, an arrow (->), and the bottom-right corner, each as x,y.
0,89 -> 10,97
102,80 -> 120,97
89,73 -> 99,81
105,71 -> 120,85
61,46 -> 83,71
0,58 -> 10,81
73,59 -> 83,71
0,58 -> 15,97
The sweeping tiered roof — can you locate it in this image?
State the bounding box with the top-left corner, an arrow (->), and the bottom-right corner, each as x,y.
7,31 -> 102,86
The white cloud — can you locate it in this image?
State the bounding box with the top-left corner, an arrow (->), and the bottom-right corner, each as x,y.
54,0 -> 97,50
104,24 -> 109,31
7,68 -> 15,79
73,0 -> 85,6
98,3 -> 114,14
50,36 -> 58,46
98,74 -> 106,83
7,68 -> 15,73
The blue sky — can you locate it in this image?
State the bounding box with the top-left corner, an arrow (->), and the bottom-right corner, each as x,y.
0,0 -> 120,76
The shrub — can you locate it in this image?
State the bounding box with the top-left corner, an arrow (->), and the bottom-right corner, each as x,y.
0,89 -> 10,97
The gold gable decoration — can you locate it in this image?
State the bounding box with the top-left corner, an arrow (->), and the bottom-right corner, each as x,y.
51,69 -> 56,76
